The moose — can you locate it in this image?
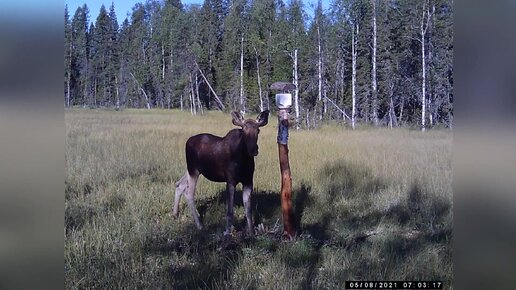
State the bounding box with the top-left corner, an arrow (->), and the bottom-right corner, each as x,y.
172,110 -> 270,235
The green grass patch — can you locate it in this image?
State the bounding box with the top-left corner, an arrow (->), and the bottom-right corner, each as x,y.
65,109 -> 453,289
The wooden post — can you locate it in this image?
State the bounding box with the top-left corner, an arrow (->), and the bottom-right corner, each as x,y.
277,109 -> 295,238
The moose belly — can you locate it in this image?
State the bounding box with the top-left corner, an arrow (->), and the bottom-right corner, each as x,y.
198,164 -> 226,182
198,160 -> 254,184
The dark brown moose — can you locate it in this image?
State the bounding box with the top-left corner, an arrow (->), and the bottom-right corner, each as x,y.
172,110 -> 269,235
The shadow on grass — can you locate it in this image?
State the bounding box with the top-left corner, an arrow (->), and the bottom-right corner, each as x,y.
300,161 -> 451,286
146,160 -> 452,288
149,188 -> 284,289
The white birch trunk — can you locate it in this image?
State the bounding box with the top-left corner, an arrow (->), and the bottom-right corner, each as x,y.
189,92 -> 193,115
194,60 -> 224,110
240,36 -> 245,115
422,17 -> 426,132
399,96 -> 404,124
351,23 -> 358,130
253,46 -> 263,112
162,45 -> 165,80
429,3 -> 436,127
371,0 -> 378,125
195,72 -> 203,115
170,46 -> 174,106
129,71 -> 151,109
421,0 -> 431,132
389,96 -> 394,128
266,28 -> 272,111
317,15 -> 323,120
115,75 -> 120,109
293,49 -> 300,130
190,74 -> 196,115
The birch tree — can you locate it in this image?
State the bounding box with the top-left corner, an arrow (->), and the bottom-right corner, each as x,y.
420,0 -> 432,131
351,21 -> 358,130
371,0 -> 378,125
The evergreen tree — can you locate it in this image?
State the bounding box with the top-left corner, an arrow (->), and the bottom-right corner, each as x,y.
65,5 -> 72,106
63,0 -> 453,128
70,4 -> 90,106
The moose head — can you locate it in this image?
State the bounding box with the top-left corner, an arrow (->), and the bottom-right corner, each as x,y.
231,110 -> 269,157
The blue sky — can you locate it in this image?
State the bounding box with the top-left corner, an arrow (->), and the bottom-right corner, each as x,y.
65,0 -> 331,25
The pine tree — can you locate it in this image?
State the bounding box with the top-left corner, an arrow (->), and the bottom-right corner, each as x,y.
64,5 -> 72,107
63,0 -> 453,128
71,4 -> 90,106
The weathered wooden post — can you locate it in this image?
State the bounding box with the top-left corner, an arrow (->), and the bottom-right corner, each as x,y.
271,82 -> 296,238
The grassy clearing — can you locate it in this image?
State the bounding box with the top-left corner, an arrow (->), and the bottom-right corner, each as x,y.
65,109 -> 452,289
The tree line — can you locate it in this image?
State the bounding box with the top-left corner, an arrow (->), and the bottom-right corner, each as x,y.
64,0 -> 453,129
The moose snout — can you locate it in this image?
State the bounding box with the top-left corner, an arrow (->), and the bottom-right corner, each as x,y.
251,146 -> 259,156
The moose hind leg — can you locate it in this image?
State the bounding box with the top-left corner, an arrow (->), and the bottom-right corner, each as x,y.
243,184 -> 254,235
185,174 -> 203,229
172,173 -> 188,218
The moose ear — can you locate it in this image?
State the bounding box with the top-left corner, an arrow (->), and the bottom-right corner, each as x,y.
231,111 -> 245,127
256,110 -> 269,127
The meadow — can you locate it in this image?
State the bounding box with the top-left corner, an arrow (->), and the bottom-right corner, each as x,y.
65,109 -> 452,289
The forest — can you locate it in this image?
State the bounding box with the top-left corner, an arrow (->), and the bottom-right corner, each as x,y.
64,0 -> 453,129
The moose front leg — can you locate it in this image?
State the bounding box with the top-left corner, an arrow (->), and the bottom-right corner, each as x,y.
242,183 -> 254,236
225,182 -> 236,235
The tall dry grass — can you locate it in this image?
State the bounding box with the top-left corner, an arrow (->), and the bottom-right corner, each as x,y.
65,109 -> 452,289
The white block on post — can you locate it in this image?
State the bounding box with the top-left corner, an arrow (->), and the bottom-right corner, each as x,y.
275,93 -> 292,109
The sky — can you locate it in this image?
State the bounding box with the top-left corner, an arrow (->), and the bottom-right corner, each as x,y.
64,0 -> 331,25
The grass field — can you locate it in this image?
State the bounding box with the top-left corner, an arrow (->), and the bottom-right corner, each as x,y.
65,109 -> 453,289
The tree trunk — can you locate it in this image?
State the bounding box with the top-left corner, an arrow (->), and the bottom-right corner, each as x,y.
162,45 -> 165,81
195,72 -> 203,115
421,1 -> 431,132
67,72 -> 71,107
129,71 -> 151,109
428,3 -> 436,128
190,73 -> 196,115
194,60 -> 224,110
254,46 -> 263,112
293,49 -> 300,130
388,82 -> 396,128
351,23 -> 358,130
169,46 -> 174,109
306,108 -> 310,129
266,28 -> 272,111
317,15 -> 323,120
399,95 -> 404,124
189,92 -> 193,115
94,78 -> 97,107
371,0 -> 378,126
67,34 -> 72,107
240,36 -> 245,115
115,76 -> 120,109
